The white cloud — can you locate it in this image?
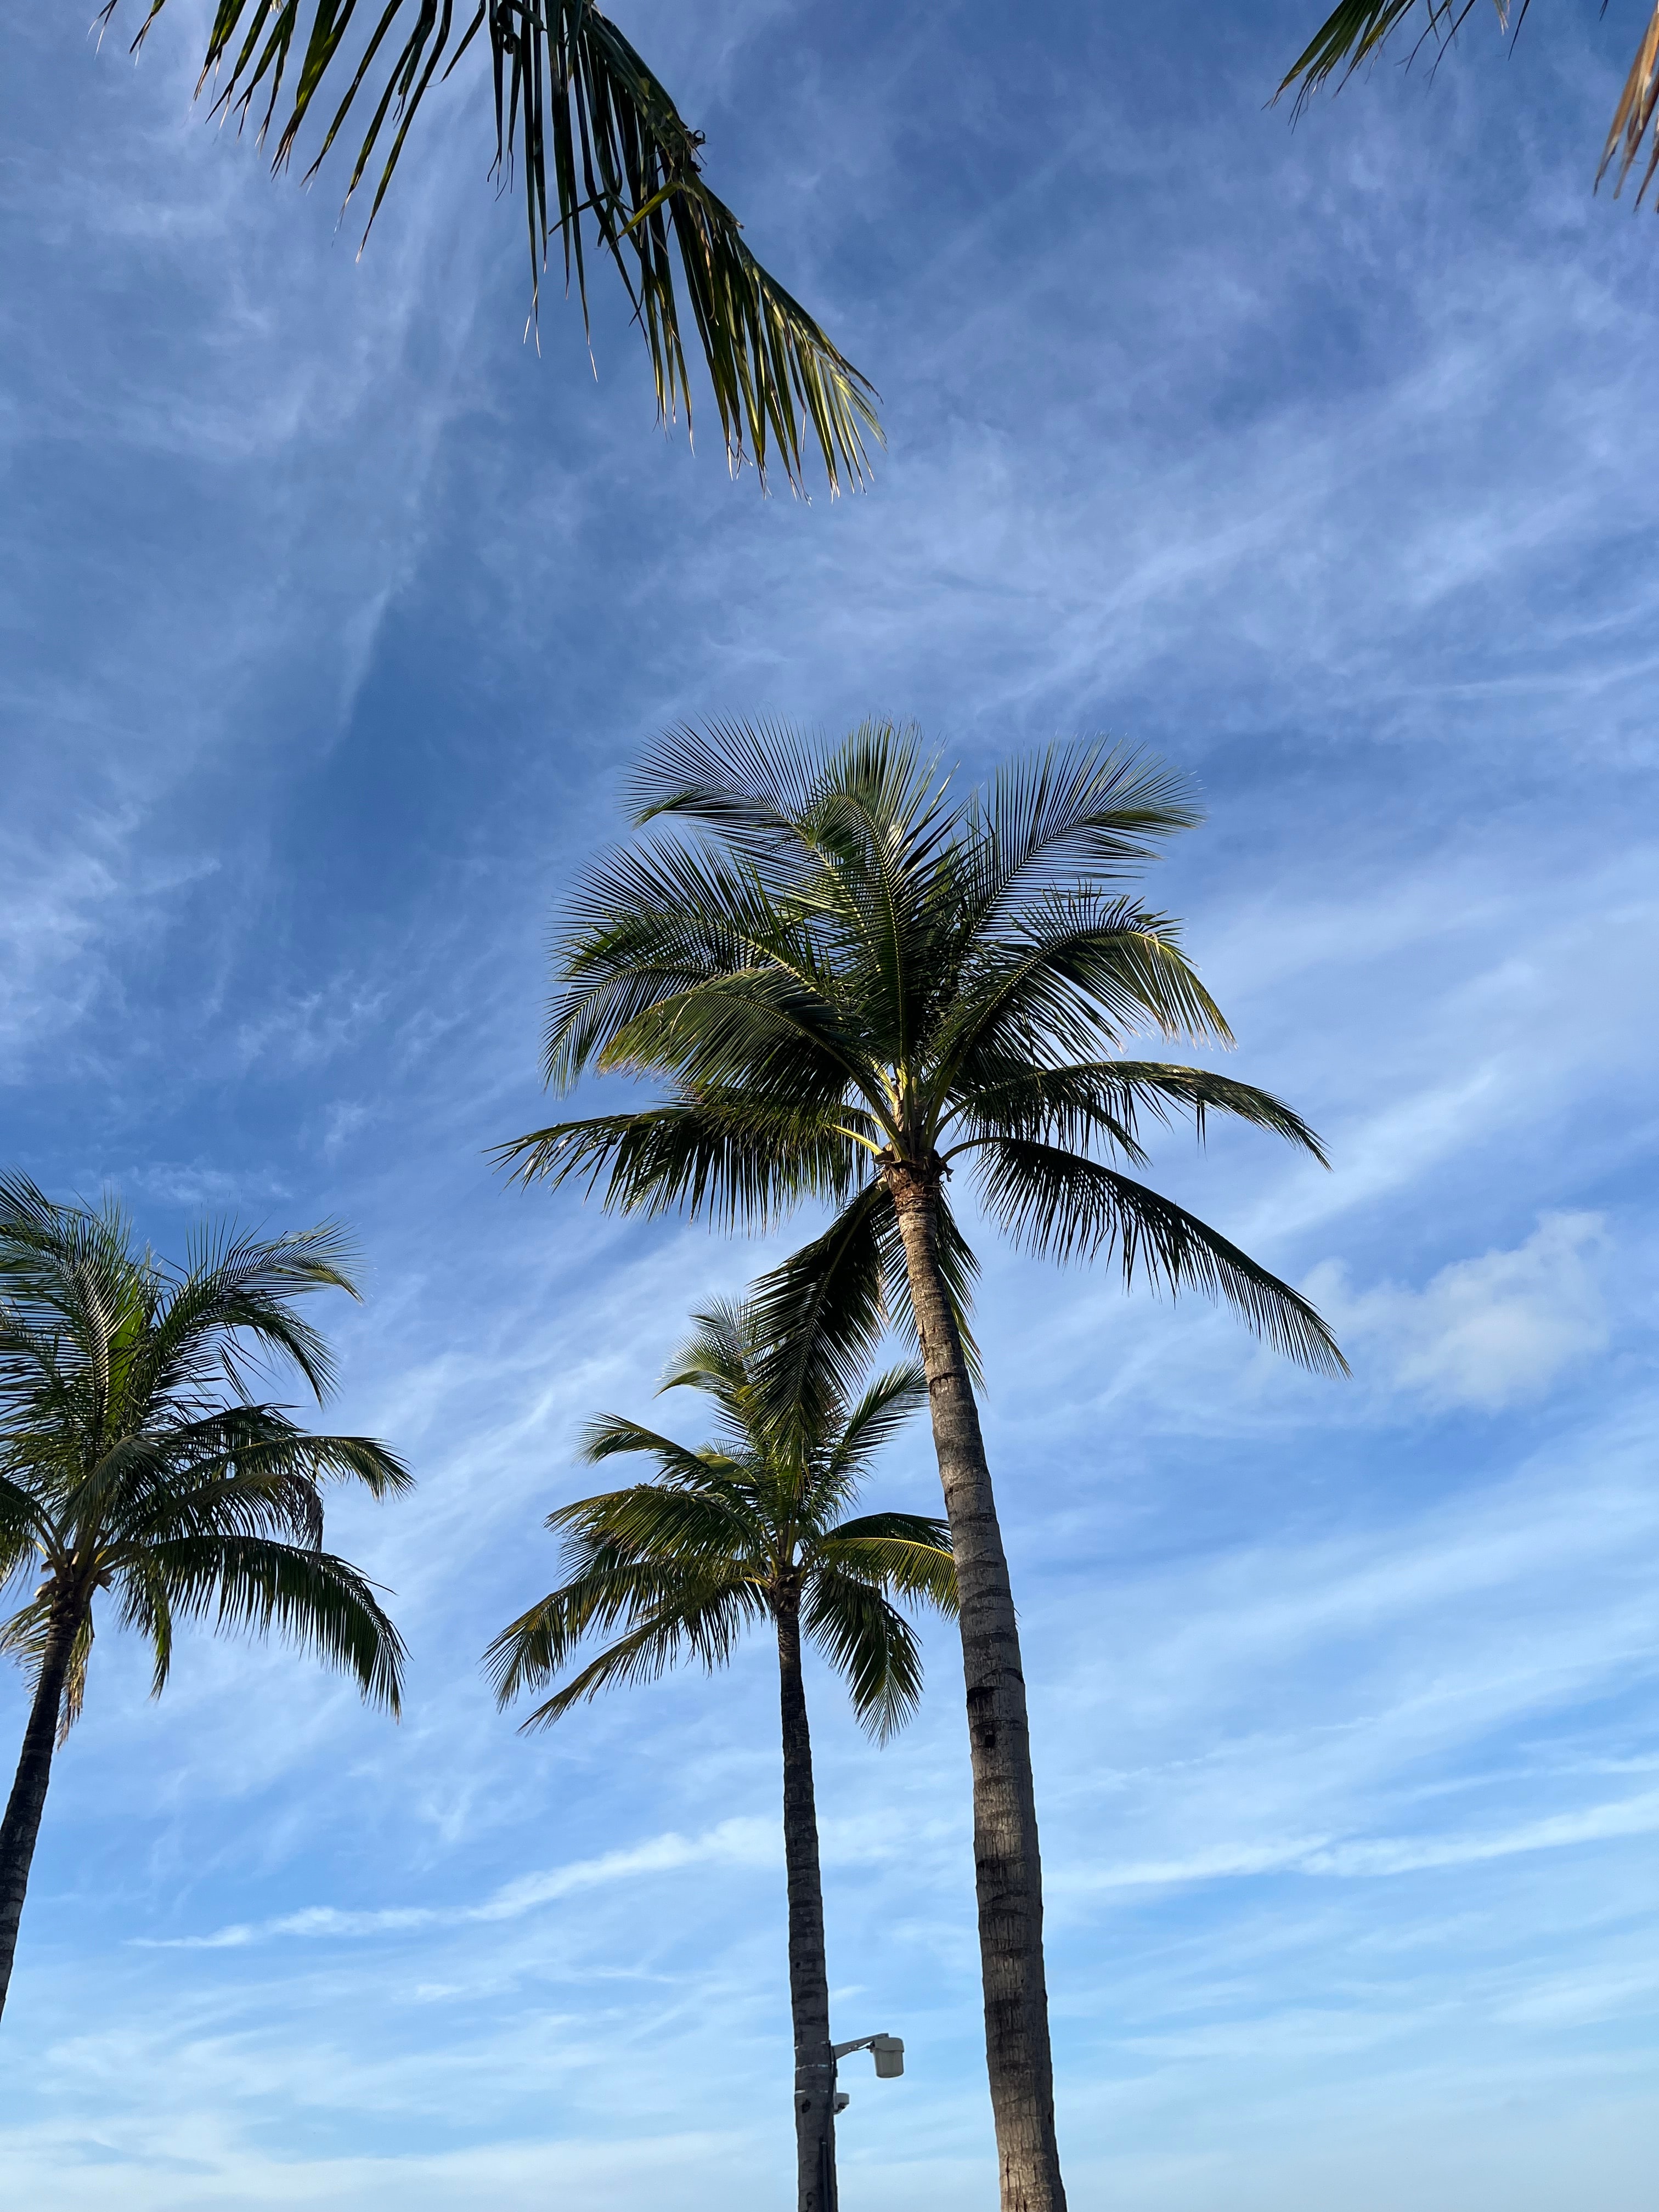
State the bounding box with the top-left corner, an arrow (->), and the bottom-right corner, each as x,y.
1306,1214 -> 1611,1410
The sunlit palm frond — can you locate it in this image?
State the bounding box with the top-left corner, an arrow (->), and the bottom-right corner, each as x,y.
113,0 -> 879,494
496,1095 -> 855,1231
494,1575 -> 761,1727
802,1569 -> 926,1740
814,1514 -> 956,1615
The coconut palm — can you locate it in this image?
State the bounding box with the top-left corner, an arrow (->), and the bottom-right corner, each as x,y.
0,1175 -> 411,2021
496,719 -> 1346,2212
484,1294 -> 953,2212
1280,2 -> 1659,207
98,1 -> 878,495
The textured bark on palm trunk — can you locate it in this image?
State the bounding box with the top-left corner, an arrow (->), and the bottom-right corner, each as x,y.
886,1163 -> 1066,2212
777,1583 -> 837,2212
0,1598 -> 76,2021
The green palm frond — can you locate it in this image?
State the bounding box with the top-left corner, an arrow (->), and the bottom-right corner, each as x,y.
973,1139 -> 1347,1375
575,1414 -> 734,1489
496,1097 -> 854,1231
139,1535 -> 406,1711
1276,1 -> 1468,115
958,744 -> 1203,941
815,1514 -> 956,1614
549,1477 -> 768,1571
110,0 -> 879,494
489,1575 -> 762,1726
944,1060 -> 1329,1167
801,1569 -> 926,1741
823,1365 -> 930,1482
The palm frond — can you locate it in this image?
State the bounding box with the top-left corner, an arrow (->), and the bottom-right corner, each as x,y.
945,1060 -> 1329,1167
749,1183 -> 896,1416
489,1576 -> 761,1727
815,1515 -> 956,1615
1275,2 -> 1485,116
495,1096 -> 854,1231
801,1568 -> 926,1741
824,1365 -> 930,1481
114,1 -> 879,493
574,1414 -> 732,1489
974,1139 -> 1347,1375
141,1536 -> 407,1711
958,744 -> 1202,944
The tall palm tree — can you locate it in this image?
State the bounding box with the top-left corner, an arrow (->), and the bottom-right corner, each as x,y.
98,1 -> 879,495
1280,2 -> 1659,206
484,1295 -> 954,2212
0,1174 -> 411,2021
496,720 -> 1346,2212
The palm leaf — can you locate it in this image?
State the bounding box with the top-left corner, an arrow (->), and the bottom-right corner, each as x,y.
801,1568 -> 926,1741
113,0 -> 879,493
974,1139 -> 1347,1375
139,1535 -> 407,1711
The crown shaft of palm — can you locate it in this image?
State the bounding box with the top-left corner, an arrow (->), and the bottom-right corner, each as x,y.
0,1178 -> 409,2020
500,720 -> 1340,2212
486,1300 -> 949,2212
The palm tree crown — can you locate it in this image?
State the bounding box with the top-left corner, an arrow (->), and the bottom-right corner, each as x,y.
500,719 -> 1345,1390
0,1177 -> 410,1722
485,1296 -> 954,1737
107,1 -> 879,495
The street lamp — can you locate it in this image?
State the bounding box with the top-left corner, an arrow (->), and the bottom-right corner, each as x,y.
806,2033 -> 904,2209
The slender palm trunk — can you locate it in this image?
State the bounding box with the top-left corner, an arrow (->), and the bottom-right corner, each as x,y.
776,1581 -> 837,2212
0,1598 -> 77,2022
886,1163 -> 1065,2212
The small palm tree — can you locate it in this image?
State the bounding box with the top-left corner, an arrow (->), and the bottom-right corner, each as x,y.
0,1175 -> 411,2021
1280,2 -> 1659,208
496,719 -> 1345,2212
484,1295 -> 954,2212
100,1 -> 879,496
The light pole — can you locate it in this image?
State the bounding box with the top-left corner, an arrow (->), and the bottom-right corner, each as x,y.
806,2033 -> 904,2211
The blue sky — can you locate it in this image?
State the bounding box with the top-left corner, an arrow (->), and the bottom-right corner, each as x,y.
2,1 -> 1657,2204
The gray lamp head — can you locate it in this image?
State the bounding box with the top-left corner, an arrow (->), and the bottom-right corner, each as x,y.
871,2034 -> 905,2079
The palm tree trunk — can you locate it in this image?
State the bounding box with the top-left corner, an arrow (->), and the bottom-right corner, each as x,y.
885,1162 -> 1066,2212
0,1597 -> 77,2021
776,1582 -> 837,2212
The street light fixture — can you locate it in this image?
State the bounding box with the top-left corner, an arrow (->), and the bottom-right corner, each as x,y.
804,2033 -> 904,2209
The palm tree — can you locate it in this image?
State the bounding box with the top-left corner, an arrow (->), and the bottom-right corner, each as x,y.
1280,2 -> 1659,207
98,1 -> 879,495
484,1294 -> 954,2212
495,720 -> 1346,2212
0,1174 -> 411,2021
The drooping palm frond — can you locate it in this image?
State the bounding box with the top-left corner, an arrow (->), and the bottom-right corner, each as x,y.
801,1568 -> 926,1740
134,1535 -> 405,1709
110,0 -> 879,493
973,1139 -> 1347,1375
1279,1 -> 1659,212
